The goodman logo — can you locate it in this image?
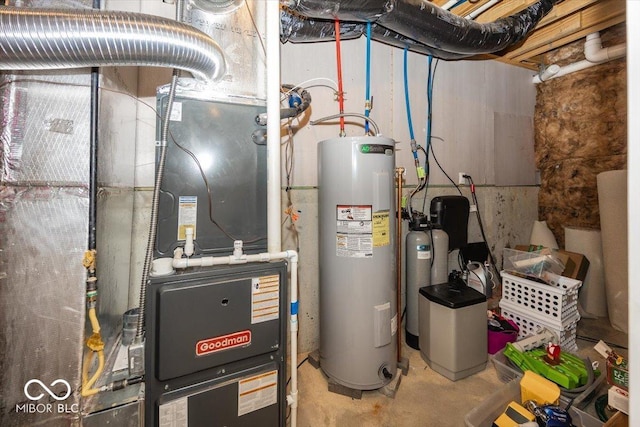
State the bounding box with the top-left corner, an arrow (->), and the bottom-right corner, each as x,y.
196,330 -> 251,356
16,379 -> 79,414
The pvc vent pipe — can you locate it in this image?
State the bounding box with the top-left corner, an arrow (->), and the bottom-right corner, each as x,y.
466,0 -> 502,20
0,6 -> 226,82
533,32 -> 626,83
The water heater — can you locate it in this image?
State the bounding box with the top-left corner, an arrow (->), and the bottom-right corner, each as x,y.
318,136 -> 397,390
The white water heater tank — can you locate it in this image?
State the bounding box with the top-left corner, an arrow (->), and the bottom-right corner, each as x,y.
318,136 -> 397,390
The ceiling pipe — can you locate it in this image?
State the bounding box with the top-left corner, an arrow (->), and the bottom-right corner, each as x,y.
442,0 -> 461,10
465,0 -> 502,20
267,0 -> 282,253
0,6 -> 226,82
533,32 -> 626,84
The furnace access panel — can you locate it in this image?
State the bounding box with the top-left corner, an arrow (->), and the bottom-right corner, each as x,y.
145,262 -> 287,427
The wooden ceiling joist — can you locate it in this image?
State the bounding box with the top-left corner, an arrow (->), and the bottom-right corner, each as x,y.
426,0 -> 625,69
503,0 -> 626,62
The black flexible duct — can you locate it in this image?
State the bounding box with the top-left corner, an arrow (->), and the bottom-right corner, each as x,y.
376,0 -> 556,55
280,10 -> 468,59
281,0 -> 559,59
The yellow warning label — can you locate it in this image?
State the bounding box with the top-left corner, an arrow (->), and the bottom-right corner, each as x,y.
373,210 -> 390,247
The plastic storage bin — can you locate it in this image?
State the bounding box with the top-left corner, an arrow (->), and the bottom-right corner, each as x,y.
502,248 -> 565,280
464,378 -> 522,427
569,374 -> 607,427
490,348 -> 523,383
501,271 -> 582,322
499,300 -> 579,352
464,376 -> 571,427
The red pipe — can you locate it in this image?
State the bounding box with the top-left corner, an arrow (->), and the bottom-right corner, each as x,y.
334,19 -> 346,136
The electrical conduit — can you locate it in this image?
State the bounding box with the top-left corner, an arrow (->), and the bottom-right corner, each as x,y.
137,0 -> 186,343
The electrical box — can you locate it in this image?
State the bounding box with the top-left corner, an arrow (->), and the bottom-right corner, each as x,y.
145,262 -> 288,427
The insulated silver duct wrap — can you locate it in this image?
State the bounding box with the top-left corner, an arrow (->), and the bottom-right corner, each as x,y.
282,0 -> 559,58
0,7 -> 226,81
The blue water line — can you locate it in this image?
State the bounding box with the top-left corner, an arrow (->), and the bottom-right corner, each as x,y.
403,47 -> 417,162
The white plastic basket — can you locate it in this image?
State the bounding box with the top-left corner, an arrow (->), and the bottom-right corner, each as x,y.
499,300 -> 579,353
500,271 -> 581,322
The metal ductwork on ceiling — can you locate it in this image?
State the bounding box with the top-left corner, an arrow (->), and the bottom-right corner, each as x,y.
281,0 -> 560,59
0,6 -> 226,81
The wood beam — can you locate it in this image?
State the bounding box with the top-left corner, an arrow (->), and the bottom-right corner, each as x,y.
450,0 -> 495,18
475,0 -> 537,23
510,14 -> 626,63
535,0 -> 601,28
502,0 -> 625,60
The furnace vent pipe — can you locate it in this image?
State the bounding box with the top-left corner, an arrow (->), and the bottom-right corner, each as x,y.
0,6 -> 226,81
533,32 -> 626,83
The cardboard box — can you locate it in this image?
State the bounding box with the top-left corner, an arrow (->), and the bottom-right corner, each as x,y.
514,245 -> 590,282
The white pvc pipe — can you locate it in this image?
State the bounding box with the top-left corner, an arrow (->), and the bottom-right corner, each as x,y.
533,32 -> 626,84
266,0 -> 282,253
441,0 -> 459,10
466,0 -> 501,20
184,227 -> 194,257
287,253 -> 299,427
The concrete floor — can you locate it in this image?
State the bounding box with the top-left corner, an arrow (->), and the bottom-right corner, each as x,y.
295,318 -> 628,427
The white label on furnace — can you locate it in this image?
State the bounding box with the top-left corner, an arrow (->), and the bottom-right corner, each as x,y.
238,370 -> 278,417
177,196 -> 197,241
251,275 -> 280,324
158,396 -> 188,427
335,205 -> 373,257
169,102 -> 182,122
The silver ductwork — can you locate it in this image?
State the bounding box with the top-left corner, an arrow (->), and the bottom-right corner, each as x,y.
281,0 -> 559,59
0,6 -> 226,81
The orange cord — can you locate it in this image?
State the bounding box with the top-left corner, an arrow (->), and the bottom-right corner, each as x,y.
334,19 -> 345,135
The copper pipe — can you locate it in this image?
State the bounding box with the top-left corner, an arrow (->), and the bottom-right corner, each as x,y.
395,167 -> 405,363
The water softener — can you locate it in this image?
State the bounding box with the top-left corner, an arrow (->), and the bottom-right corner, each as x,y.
405,226 -> 431,350
430,226 -> 449,286
318,136 -> 397,390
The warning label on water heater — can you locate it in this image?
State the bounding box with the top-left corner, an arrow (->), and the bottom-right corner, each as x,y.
336,205 -> 373,258
372,210 -> 390,247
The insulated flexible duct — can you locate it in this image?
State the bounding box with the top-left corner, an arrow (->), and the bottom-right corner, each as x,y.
0,6 -> 226,81
281,0 -> 559,59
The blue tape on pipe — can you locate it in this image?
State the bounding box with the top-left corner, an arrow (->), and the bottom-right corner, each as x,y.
291,301 -> 299,315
